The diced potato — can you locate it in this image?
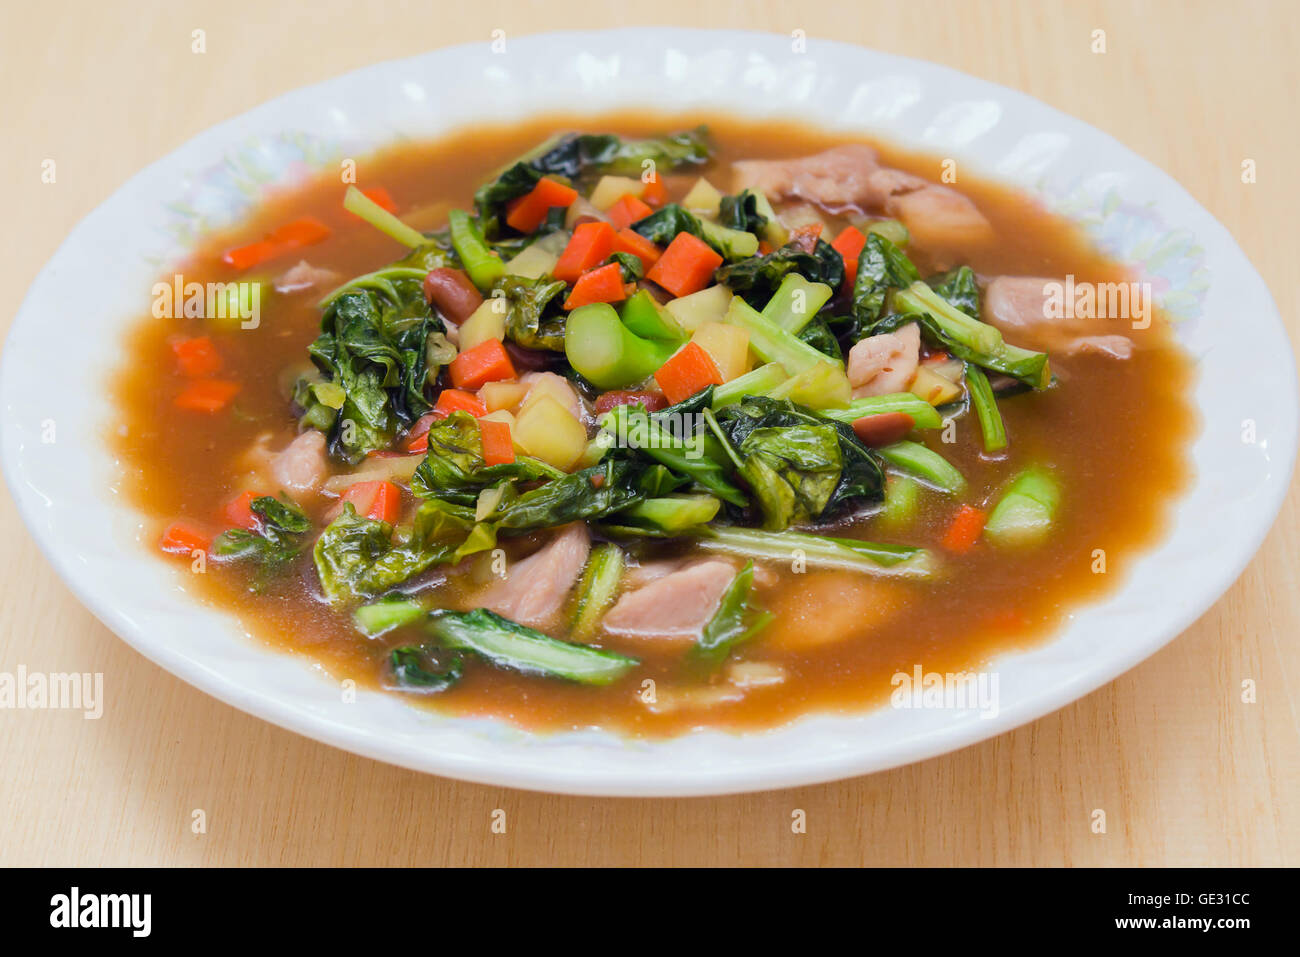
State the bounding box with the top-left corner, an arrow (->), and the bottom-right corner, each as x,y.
664,284 -> 733,333
519,372 -> 581,419
588,175 -> 645,211
778,202 -> 829,233
504,244 -> 559,280
910,366 -> 964,406
477,408 -> 515,427
565,197 -> 607,229
512,394 -> 587,470
480,380 -> 528,413
682,177 -> 723,217
458,300 -> 507,353
691,321 -> 751,382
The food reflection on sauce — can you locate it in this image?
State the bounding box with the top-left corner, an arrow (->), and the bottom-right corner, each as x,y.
110,113 -> 1196,736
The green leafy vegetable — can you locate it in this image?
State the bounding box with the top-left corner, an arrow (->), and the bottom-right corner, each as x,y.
632,204 -> 758,261
427,609 -> 639,685
965,363 -> 1008,452
385,645 -> 463,694
410,411 -> 560,505
211,495 -> 313,590
695,525 -> 935,578
713,396 -> 884,528
354,596 -> 428,637
570,543 -> 625,641
875,440 -> 966,495
716,238 -> 845,306
928,265 -> 980,318
492,273 -> 569,351
692,563 -> 773,665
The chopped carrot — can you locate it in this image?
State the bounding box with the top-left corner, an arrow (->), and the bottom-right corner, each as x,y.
757,240 -> 774,256
553,222 -> 616,283
563,262 -> 631,310
941,504 -> 987,554
641,172 -> 668,207
433,388 -> 488,419
654,340 -> 724,404
505,177 -> 579,234
646,232 -> 723,298
448,339 -> 517,391
611,228 -> 661,271
269,216 -> 332,248
831,225 -> 867,288
221,239 -> 280,271
479,419 -> 516,466
360,187 -> 397,213
340,480 -> 401,524
223,490 -> 261,530
160,521 -> 210,556
172,336 -> 222,378
174,379 -> 241,413
607,194 -> 654,231
221,216 -> 331,270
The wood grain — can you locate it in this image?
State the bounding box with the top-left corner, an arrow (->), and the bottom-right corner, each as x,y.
1,0 -> 1296,866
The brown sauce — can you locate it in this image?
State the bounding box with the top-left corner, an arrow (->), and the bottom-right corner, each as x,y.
109,112 -> 1198,736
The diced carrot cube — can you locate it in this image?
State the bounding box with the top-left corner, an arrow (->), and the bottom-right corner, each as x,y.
563,262 -> 630,310
160,521 -> 210,556
646,232 -> 723,298
640,173 -> 668,207
340,480 -> 401,524
607,194 -> 654,231
653,340 -> 724,404
432,388 -> 488,419
172,336 -> 222,378
174,379 -> 241,413
223,490 -> 261,530
831,226 -> 867,288
479,419 -> 516,466
554,221 -> 616,283
505,177 -> 579,234
448,338 -> 517,391
611,228 -> 662,271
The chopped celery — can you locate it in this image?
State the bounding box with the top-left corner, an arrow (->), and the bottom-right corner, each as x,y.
724,295 -> 842,375
447,209 -> 505,291
984,468 -> 1060,546
711,362 -> 789,408
876,441 -> 966,494
894,281 -> 1003,355
761,274 -> 834,333
699,219 -> 760,260
880,474 -> 921,527
817,394 -> 943,430
965,363 -> 1008,453
750,190 -> 788,246
570,543 -> 625,641
343,186 -> 427,248
695,526 -> 935,579
429,609 -> 638,685
614,494 -> 721,533
620,290 -> 686,343
866,218 -> 909,246
565,302 -> 675,389
765,360 -> 852,410
353,596 -> 427,638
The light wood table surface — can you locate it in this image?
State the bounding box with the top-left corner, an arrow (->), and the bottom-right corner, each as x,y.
2,0 -> 1297,867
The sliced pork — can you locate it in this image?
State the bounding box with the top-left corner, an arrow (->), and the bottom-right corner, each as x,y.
477,523 -> 591,627
884,185 -> 993,248
602,560 -> 738,641
847,322 -> 921,398
732,145 -> 926,212
983,276 -> 1134,357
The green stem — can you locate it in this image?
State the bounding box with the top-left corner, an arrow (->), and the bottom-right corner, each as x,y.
965,363 -> 1008,453
876,441 -> 966,494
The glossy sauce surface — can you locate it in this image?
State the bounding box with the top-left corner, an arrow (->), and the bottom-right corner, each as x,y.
110,113 -> 1197,735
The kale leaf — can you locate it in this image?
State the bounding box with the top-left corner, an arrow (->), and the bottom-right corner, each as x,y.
491,273 -> 569,352
717,190 -> 768,234
212,495 -> 312,591
715,239 -> 845,306
927,265 -> 980,318
409,412 -> 560,505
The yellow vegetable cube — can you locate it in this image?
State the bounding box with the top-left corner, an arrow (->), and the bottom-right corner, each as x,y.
479,380 -> 528,413
512,394 -> 587,471
458,300 -> 506,353
690,321 -> 752,382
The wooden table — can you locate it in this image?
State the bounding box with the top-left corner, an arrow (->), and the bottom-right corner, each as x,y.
2,0 -> 1296,866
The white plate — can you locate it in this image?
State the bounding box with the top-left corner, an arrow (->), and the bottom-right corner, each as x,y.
3,29 -> 1295,795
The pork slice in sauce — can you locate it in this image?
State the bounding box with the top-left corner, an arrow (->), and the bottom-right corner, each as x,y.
983,276 -> 1135,357
760,571 -> 902,651
274,260 -> 339,294
602,559 -> 738,641
884,185 -> 993,248
732,145 -> 926,212
476,522 -> 591,627
847,322 -> 921,398
270,430 -> 329,493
